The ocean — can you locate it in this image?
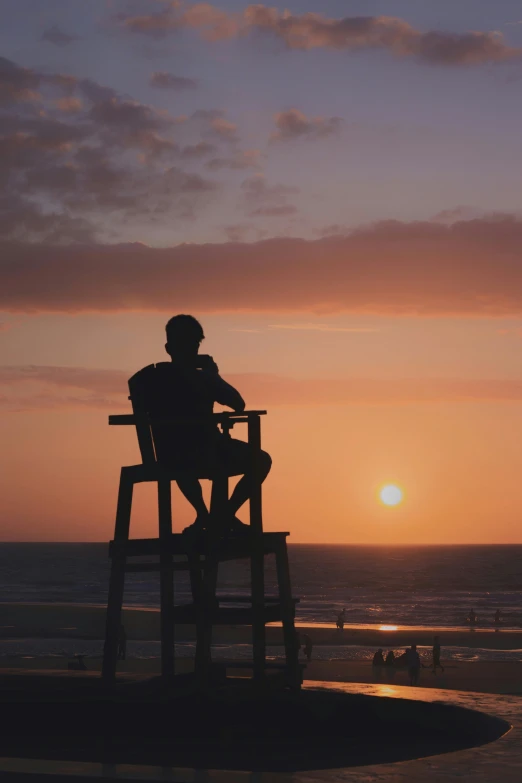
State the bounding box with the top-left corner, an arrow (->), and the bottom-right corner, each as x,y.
1,542 -> 521,626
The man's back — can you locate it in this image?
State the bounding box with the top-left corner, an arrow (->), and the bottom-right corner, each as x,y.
132,361 -> 244,468
133,362 -> 217,468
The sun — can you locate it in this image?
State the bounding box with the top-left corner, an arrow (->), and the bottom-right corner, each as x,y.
380,484 -> 403,507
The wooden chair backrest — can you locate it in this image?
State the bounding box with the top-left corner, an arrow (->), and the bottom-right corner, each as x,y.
128,362 -> 217,469
128,364 -> 157,466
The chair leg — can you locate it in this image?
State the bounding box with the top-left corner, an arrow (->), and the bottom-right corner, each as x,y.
102,468 -> 133,683
158,477 -> 175,680
248,415 -> 266,683
195,475 -> 227,681
275,540 -> 300,688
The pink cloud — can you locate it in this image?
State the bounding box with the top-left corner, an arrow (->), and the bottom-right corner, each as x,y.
241,174 -> 298,217
3,216 -> 522,315
3,365 -> 522,410
270,109 -> 342,142
205,149 -> 261,171
149,71 -> 198,90
117,4 -> 522,66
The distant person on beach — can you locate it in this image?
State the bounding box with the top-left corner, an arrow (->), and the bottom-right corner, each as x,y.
467,609 -> 477,626
432,635 -> 444,674
303,634 -> 313,661
147,315 -> 271,535
385,650 -> 395,667
117,624 -> 127,661
494,609 -> 503,627
372,649 -> 385,666
405,644 -> 421,686
336,609 -> 346,630
68,654 -> 87,671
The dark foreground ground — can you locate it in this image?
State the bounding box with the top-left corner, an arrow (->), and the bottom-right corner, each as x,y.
0,671 -> 510,772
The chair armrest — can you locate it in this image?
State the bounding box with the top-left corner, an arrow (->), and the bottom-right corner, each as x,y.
108,410 -> 267,426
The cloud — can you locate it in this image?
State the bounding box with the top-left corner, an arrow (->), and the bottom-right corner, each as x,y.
431,205 -> 483,224
249,205 -> 297,217
223,223 -> 268,242
268,323 -> 380,333
209,115 -> 238,141
117,3 -> 522,66
0,56 -> 41,105
42,26 -> 79,47
55,96 -> 83,113
205,149 -> 261,170
271,109 -> 342,142
187,108 -> 239,142
181,141 -> 217,158
241,174 -> 298,218
150,71 -> 198,89
317,224 -> 349,237
4,216 -> 522,314
119,2 -> 239,41
3,364 -> 522,410
0,57 -> 228,242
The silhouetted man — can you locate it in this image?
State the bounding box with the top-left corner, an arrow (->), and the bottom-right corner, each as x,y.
162,315 -> 271,534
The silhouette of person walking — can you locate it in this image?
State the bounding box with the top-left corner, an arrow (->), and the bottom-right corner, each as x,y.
117,624 -> 127,661
303,634 -> 313,661
432,635 -> 444,674
467,608 -> 477,626
405,644 -> 421,686
336,609 -> 346,631
156,315 -> 272,534
494,609 -> 503,627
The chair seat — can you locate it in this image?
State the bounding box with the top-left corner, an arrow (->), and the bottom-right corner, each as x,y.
122,463 -> 226,484
109,531 -> 290,559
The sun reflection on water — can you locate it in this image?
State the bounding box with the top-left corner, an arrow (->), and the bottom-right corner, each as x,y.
379,624 -> 399,631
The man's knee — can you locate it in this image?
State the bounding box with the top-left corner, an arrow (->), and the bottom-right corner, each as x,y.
260,449 -> 272,477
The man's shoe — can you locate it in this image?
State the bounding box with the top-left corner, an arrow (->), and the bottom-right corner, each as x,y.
228,516 -> 251,535
182,521 -> 207,544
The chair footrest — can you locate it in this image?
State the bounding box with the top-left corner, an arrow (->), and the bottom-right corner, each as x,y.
173,603 -> 291,624
125,562 -> 189,573
212,660 -> 306,670
216,595 -> 299,604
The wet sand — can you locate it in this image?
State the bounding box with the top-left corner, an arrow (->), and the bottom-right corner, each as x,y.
1,602 -> 521,649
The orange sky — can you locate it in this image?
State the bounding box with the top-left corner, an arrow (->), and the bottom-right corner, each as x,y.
2,312 -> 522,543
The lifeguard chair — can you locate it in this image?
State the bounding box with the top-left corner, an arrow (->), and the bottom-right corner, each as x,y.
102,363 -> 302,688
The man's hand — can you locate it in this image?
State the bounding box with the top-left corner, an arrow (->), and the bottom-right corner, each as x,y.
197,354 -> 219,374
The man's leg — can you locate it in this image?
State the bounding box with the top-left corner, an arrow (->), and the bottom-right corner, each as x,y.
229,448 -> 272,516
177,477 -> 209,526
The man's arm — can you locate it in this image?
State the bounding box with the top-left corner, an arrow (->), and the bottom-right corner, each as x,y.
212,375 -> 246,412
199,355 -> 246,411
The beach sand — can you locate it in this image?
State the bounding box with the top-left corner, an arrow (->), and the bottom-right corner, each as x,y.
1,658 -> 521,695
2,603 -> 522,694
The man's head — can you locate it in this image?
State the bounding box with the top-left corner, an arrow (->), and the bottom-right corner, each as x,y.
165,314 -> 204,361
